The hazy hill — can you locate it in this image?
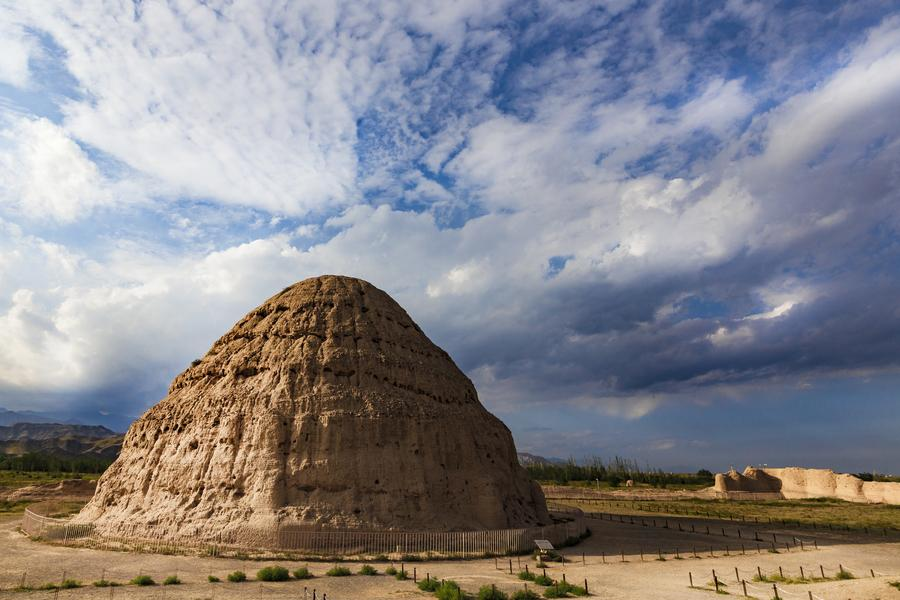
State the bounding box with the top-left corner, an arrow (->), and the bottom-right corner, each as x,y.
0,408 -> 57,426
0,423 -> 123,458
517,452 -> 565,466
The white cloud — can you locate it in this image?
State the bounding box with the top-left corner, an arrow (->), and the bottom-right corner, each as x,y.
677,78 -> 754,135
0,18 -> 35,88
751,16 -> 900,174
0,117 -> 114,222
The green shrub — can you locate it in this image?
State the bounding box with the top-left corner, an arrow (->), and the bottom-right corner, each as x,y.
542,586 -> 566,598
293,567 -> 313,580
326,566 -> 352,577
512,590 -> 541,600
359,564 -> 378,576
93,580 -> 120,587
836,569 -> 855,580
419,577 -> 443,592
130,575 -> 155,586
227,571 -> 247,583
208,575 -> 220,583
533,575 -> 553,586
257,566 -> 290,581
163,575 -> 181,585
394,569 -> 409,580
59,579 -> 81,589
478,584 -> 509,599
385,566 -> 398,576
436,580 -> 471,600
519,571 -> 536,581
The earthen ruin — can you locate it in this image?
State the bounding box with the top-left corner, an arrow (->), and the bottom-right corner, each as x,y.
75,275 -> 550,545
715,466 -> 900,504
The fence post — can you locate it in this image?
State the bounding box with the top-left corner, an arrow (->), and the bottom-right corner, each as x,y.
742,580 -> 748,597
689,572 -> 693,587
773,583 -> 779,600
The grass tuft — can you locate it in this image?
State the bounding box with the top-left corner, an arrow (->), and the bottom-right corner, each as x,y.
359,564 -> 378,576
207,575 -> 220,583
325,566 -> 352,577
477,584 -> 509,599
293,567 -> 313,580
163,575 -> 181,585
227,571 -> 246,583
130,575 -> 155,586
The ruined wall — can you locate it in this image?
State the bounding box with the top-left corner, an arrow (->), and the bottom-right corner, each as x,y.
715,466 -> 900,504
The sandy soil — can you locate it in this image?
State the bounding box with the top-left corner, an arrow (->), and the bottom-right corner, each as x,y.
1,513 -> 898,599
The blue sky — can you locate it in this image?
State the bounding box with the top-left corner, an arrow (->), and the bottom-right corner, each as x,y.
0,1 -> 899,473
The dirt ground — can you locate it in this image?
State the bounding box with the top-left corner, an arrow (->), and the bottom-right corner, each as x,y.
1,512 -> 898,600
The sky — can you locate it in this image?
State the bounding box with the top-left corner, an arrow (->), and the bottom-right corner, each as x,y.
0,0 -> 899,474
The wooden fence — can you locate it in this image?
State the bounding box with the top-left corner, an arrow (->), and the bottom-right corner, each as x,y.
21,504 -> 585,558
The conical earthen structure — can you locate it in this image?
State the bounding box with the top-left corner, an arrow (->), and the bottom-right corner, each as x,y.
77,275 -> 550,544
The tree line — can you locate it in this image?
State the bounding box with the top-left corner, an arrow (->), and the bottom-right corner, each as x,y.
524,456 -> 715,487
0,452 -> 114,474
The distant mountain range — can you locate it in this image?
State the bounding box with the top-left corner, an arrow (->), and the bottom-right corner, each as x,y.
0,407 -> 133,432
0,408 -> 59,426
517,452 -> 566,466
0,422 -> 123,459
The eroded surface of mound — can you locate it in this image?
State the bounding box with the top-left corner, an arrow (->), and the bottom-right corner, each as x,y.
77,276 -> 549,543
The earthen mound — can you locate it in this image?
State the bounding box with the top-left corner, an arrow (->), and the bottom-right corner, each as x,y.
76,275 -> 550,543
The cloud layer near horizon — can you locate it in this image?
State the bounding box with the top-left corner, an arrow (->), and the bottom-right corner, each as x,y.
1,1 -> 899,467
